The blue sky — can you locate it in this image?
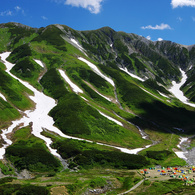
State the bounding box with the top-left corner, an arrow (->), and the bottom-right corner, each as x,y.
1,0 -> 195,45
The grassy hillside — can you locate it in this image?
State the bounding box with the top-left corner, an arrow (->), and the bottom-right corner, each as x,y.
0,68 -> 34,111
6,126 -> 62,173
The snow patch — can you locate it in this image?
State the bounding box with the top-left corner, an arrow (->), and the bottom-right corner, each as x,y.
34,59 -> 44,68
0,93 -> 6,101
158,91 -> 170,99
119,67 -> 145,82
174,137 -> 188,161
175,151 -> 188,160
93,89 -> 112,102
70,38 -> 84,52
81,96 -> 88,101
140,87 -> 163,101
169,69 -> 195,108
98,111 -> 123,127
0,52 -> 14,72
58,69 -> 83,94
78,57 -> 115,87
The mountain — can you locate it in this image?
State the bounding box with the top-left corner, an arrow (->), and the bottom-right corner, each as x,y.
0,22 -> 195,194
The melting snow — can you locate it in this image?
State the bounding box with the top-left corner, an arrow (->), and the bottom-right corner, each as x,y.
58,69 -> 83,94
34,59 -> 44,68
174,137 -> 188,160
0,52 -> 152,159
70,38 -> 85,52
98,111 -> 123,127
93,88 -> 111,102
169,69 -> 195,108
0,52 -> 67,159
119,67 -> 145,82
0,93 -> 6,101
78,57 -> 115,87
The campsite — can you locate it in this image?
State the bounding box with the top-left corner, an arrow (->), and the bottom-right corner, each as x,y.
140,166 -> 195,185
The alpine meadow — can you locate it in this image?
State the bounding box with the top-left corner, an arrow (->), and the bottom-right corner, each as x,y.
1,22 -> 195,194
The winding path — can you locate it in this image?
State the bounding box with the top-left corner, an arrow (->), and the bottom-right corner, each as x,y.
118,179 -> 145,195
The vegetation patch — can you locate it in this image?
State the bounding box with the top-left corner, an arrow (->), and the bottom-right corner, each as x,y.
0,68 -> 33,110
52,138 -> 150,170
5,127 -> 62,173
0,184 -> 49,195
50,93 -> 145,148
40,68 -> 69,100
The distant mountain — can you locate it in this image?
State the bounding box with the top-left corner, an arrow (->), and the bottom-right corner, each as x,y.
0,22 -> 195,194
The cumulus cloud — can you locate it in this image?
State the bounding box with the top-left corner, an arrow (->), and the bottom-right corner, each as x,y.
141,23 -> 172,30
146,35 -> 151,40
15,6 -> 21,11
54,0 -> 103,14
157,38 -> 163,41
171,0 -> 195,8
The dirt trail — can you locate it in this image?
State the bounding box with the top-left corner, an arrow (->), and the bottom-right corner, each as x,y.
118,179 -> 145,195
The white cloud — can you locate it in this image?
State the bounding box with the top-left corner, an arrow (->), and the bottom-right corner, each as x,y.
171,0 -> 195,8
0,10 -> 13,16
146,35 -> 151,40
0,6 -> 25,17
157,38 -> 163,41
15,6 -> 21,11
141,23 -> 172,30
42,16 -> 48,20
54,0 -> 103,14
192,17 -> 195,21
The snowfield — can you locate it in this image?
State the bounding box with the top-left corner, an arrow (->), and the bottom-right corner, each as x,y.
58,69 -> 83,94
34,59 -> 44,68
169,69 -> 195,108
0,93 -> 6,101
98,110 -> 123,127
119,67 -> 145,82
174,137 -> 188,161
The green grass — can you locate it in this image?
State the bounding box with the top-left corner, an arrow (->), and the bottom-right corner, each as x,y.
0,68 -> 34,111
32,25 -> 67,51
138,130 -> 186,167
40,131 -> 151,170
0,161 -> 15,175
0,28 -> 11,52
97,64 -> 195,132
40,68 -> 69,99
0,98 -> 20,127
50,93 -> 147,148
0,183 -> 49,195
10,56 -> 43,89
7,43 -> 32,63
134,179 -> 195,195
